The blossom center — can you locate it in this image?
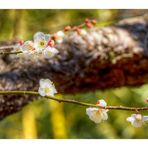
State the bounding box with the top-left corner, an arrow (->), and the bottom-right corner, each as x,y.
38,40 -> 46,47
136,114 -> 142,121
44,87 -> 50,93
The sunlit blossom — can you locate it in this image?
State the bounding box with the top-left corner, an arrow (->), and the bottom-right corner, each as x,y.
34,32 -> 50,53
20,41 -> 35,55
86,100 -> 108,123
43,46 -> 59,58
86,107 -> 108,123
38,79 -> 57,97
127,114 -> 148,128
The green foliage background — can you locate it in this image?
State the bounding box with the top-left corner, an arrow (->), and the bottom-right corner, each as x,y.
0,10 -> 148,139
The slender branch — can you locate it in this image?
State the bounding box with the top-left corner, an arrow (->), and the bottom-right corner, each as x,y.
0,90 -> 148,112
0,45 -> 15,50
0,51 -> 22,55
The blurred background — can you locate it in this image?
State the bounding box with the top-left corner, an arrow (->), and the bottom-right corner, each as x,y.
0,9 -> 148,139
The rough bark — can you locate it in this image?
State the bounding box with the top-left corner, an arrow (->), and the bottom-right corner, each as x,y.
0,15 -> 148,120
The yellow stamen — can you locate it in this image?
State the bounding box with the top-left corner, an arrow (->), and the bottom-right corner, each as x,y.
44,87 -> 50,93
38,41 -> 45,47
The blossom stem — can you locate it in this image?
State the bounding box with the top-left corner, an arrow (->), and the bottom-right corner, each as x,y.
0,45 -> 15,50
0,90 -> 148,112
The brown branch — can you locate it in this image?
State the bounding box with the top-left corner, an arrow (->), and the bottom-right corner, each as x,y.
0,51 -> 22,55
0,90 -> 148,112
0,45 -> 15,50
0,14 -> 148,120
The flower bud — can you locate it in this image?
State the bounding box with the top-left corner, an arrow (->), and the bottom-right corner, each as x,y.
91,19 -> 97,25
18,39 -> 24,45
86,22 -> 93,28
64,26 -> 71,32
48,39 -> 55,47
85,18 -> 90,23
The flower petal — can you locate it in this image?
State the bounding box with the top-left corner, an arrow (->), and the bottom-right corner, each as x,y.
43,47 -> 59,58
38,87 -> 46,96
143,116 -> 148,121
34,32 -> 45,42
86,107 -> 108,123
132,121 -> 143,128
38,79 -> 57,97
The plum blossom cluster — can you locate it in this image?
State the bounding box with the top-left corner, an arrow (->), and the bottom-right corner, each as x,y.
15,31 -> 65,58
13,18 -> 97,58
86,100 -> 148,128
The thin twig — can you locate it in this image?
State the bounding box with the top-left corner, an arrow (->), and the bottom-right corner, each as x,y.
0,51 -> 22,55
0,90 -> 148,112
0,45 -> 15,50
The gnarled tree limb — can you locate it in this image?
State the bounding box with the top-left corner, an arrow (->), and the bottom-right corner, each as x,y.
0,15 -> 148,120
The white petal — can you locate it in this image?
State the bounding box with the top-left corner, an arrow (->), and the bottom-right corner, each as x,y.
34,32 -> 45,42
91,115 -> 102,123
45,34 -> 51,41
46,86 -> 57,96
38,87 -> 46,96
127,117 -> 134,122
101,109 -> 108,120
86,107 -> 98,115
34,44 -> 43,53
21,41 -> 34,54
49,47 -> 59,55
143,116 -> 148,121
39,79 -> 46,86
43,47 -> 59,58
131,114 -> 137,118
87,110 -> 101,123
132,121 -> 143,128
86,107 -> 108,123
39,79 -> 52,87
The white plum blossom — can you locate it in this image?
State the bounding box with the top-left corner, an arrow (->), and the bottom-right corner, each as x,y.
127,114 -> 148,128
33,32 -> 59,57
86,100 -> 108,123
86,108 -> 108,123
34,32 -> 50,53
56,31 -> 65,43
43,46 -> 59,58
14,32 -> 59,59
20,41 -> 35,55
38,79 -> 57,97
